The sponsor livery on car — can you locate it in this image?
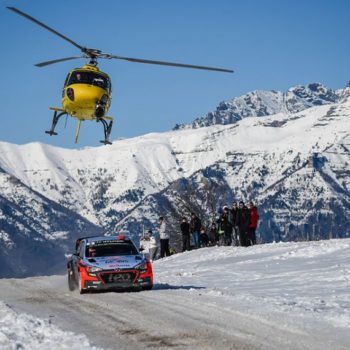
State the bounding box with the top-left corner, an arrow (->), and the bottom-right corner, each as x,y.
67,235 -> 153,293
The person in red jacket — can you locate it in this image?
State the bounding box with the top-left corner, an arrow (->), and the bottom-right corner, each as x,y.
248,201 -> 260,245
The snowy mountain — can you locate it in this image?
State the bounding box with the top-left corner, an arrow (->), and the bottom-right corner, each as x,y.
174,82 -> 349,129
0,82 -> 350,277
0,166 -> 102,277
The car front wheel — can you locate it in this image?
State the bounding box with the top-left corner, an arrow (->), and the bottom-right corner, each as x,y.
67,265 -> 76,291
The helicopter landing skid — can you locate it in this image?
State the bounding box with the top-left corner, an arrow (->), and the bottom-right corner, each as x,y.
97,118 -> 113,145
45,110 -> 67,137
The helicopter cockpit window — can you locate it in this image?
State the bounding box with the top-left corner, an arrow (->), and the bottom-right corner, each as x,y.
68,71 -> 111,91
63,73 -> 70,87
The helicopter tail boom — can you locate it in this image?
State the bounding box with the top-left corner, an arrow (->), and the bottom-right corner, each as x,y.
75,119 -> 81,144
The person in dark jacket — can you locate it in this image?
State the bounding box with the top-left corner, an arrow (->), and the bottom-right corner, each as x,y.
180,217 -> 191,252
236,201 -> 250,247
190,213 -> 201,248
222,207 -> 233,246
217,216 -> 226,246
200,227 -> 209,247
231,201 -> 239,246
208,222 -> 218,246
248,201 -> 260,245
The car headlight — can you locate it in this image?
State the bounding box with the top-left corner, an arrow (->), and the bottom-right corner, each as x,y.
136,263 -> 148,273
87,266 -> 102,273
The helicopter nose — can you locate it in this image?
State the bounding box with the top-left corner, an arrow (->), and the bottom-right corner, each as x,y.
72,85 -> 105,106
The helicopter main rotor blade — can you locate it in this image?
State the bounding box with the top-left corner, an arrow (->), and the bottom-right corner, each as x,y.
7,7 -> 84,51
35,56 -> 83,67
109,55 -> 234,73
7,7 -> 234,73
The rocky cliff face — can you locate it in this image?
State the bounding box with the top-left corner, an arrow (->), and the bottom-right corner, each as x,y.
0,167 -> 102,277
174,83 -> 347,130
1,83 -> 349,277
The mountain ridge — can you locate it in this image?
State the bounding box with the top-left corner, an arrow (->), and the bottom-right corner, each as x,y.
174,82 -> 350,130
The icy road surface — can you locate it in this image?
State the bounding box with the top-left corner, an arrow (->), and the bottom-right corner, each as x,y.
1,239 -> 350,349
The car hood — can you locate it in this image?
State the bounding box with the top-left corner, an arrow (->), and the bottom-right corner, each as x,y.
84,255 -> 144,270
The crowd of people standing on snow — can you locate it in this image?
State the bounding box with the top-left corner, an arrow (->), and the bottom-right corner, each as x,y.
145,201 -> 260,259
180,201 -> 260,253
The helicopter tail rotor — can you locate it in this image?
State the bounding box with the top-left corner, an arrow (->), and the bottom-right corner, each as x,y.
75,120 -> 82,144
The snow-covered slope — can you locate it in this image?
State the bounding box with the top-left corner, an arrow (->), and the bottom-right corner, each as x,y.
0,239 -> 349,349
155,239 -> 350,335
0,83 -> 349,277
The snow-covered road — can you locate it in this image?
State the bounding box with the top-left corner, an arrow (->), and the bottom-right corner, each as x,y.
1,239 -> 349,350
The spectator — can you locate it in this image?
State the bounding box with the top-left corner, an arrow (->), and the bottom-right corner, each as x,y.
148,234 -> 158,261
139,229 -> 158,261
180,217 -> 191,252
208,222 -> 218,246
231,201 -> 239,246
147,229 -> 159,261
158,216 -> 170,258
190,213 -> 201,249
222,206 -> 233,246
217,217 -> 226,246
248,201 -> 260,245
236,201 -> 250,247
200,227 -> 209,247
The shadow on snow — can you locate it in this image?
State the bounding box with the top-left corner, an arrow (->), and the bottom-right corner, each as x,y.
153,283 -> 205,291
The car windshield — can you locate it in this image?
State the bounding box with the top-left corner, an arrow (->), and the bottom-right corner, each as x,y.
67,71 -> 111,91
86,242 -> 138,257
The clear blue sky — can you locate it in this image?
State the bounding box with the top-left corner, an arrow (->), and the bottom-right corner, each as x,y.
1,0 -> 349,148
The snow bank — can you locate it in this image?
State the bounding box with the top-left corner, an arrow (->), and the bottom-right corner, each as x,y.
0,302 -> 100,350
154,239 -> 350,330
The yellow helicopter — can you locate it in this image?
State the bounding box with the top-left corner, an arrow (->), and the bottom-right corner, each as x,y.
7,7 -> 234,145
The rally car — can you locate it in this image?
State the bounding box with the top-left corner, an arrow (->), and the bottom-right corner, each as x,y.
67,235 -> 153,293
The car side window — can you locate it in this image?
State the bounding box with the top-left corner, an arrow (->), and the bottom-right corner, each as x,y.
78,241 -> 85,258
